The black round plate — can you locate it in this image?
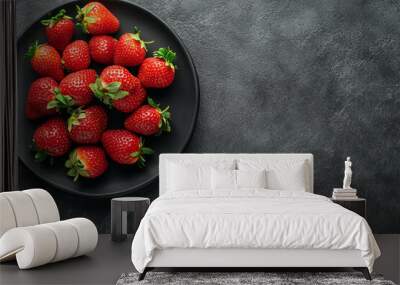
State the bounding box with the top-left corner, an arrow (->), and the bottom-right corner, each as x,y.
17,0 -> 199,198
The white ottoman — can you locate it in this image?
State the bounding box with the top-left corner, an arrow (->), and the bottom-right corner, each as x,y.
0,189 -> 98,269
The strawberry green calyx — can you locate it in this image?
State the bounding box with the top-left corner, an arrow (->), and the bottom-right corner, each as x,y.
147,97 -> 171,133
153,47 -> 177,69
47,88 -> 75,113
130,139 -> 154,168
41,9 -> 72,27
34,149 -> 48,162
67,107 -> 86,132
34,151 -> 47,162
130,26 -> 153,51
65,150 -> 88,182
25,41 -> 41,59
31,139 -> 48,162
75,4 -> 96,33
90,78 -> 129,107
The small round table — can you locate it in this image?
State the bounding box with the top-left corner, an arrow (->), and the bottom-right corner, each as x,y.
111,197 -> 150,242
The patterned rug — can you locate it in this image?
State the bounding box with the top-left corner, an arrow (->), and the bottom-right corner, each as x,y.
116,272 -> 396,285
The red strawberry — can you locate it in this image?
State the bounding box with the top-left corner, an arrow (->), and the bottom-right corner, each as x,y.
41,9 -> 74,52
58,69 -> 96,107
112,83 -> 147,113
124,97 -> 171,136
101,130 -> 153,166
65,146 -> 108,181
138,48 -> 176,88
26,77 -> 59,118
33,117 -> 71,161
89,35 -> 117,65
62,40 -> 91,72
67,105 -> 108,144
90,65 -> 143,113
25,102 -> 41,120
75,2 -> 120,35
26,41 -> 64,81
114,28 -> 152,67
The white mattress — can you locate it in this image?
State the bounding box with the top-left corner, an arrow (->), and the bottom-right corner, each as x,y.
131,190 -> 380,273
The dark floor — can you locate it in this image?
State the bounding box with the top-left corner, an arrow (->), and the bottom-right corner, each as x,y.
0,234 -> 399,285
0,235 -> 134,285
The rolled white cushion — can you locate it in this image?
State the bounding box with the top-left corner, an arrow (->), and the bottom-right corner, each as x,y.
0,226 -> 57,269
64,218 -> 98,257
0,189 -> 60,239
0,196 -> 17,237
23,189 -> 60,224
0,218 -> 98,269
42,221 -> 79,262
1,191 -> 39,227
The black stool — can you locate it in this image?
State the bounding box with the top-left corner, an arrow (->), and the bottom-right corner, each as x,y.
111,197 -> 150,242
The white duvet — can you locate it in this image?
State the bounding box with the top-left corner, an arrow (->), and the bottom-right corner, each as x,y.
131,190 -> 380,273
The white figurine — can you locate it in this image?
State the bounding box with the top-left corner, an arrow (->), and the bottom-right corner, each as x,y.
342,157 -> 352,189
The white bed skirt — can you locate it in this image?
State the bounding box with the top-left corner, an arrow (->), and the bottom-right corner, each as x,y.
148,248 -> 366,268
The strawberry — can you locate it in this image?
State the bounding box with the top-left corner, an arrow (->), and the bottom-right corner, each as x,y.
32,117 -> 71,161
26,77 -> 59,119
25,102 -> 41,120
67,105 -> 108,144
89,35 -> 117,65
75,2 -> 120,35
41,9 -> 74,52
62,40 -> 91,72
112,83 -> 147,113
25,41 -> 64,81
90,65 -> 143,113
101,130 -> 153,166
113,28 -> 152,67
58,69 -> 96,107
124,97 -> 171,136
138,48 -> 176,88
65,146 -> 108,181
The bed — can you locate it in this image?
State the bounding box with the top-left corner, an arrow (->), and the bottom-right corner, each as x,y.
131,154 -> 380,280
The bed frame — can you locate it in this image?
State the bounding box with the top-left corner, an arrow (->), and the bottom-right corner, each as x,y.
139,154 -> 371,280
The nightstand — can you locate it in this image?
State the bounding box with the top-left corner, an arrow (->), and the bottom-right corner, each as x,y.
331,198 -> 366,219
111,197 -> 150,242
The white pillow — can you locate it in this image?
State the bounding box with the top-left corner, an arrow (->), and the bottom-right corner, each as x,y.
211,169 -> 267,190
211,168 -> 236,190
237,159 -> 307,191
166,160 -> 235,191
236,169 -> 267,188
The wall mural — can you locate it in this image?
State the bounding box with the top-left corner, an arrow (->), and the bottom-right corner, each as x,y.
17,0 -> 199,197
17,0 -> 400,234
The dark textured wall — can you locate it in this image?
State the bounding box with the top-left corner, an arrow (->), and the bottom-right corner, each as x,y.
17,0 -> 400,233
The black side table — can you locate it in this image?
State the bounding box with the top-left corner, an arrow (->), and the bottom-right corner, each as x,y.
111,197 -> 150,242
331,198 -> 366,219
